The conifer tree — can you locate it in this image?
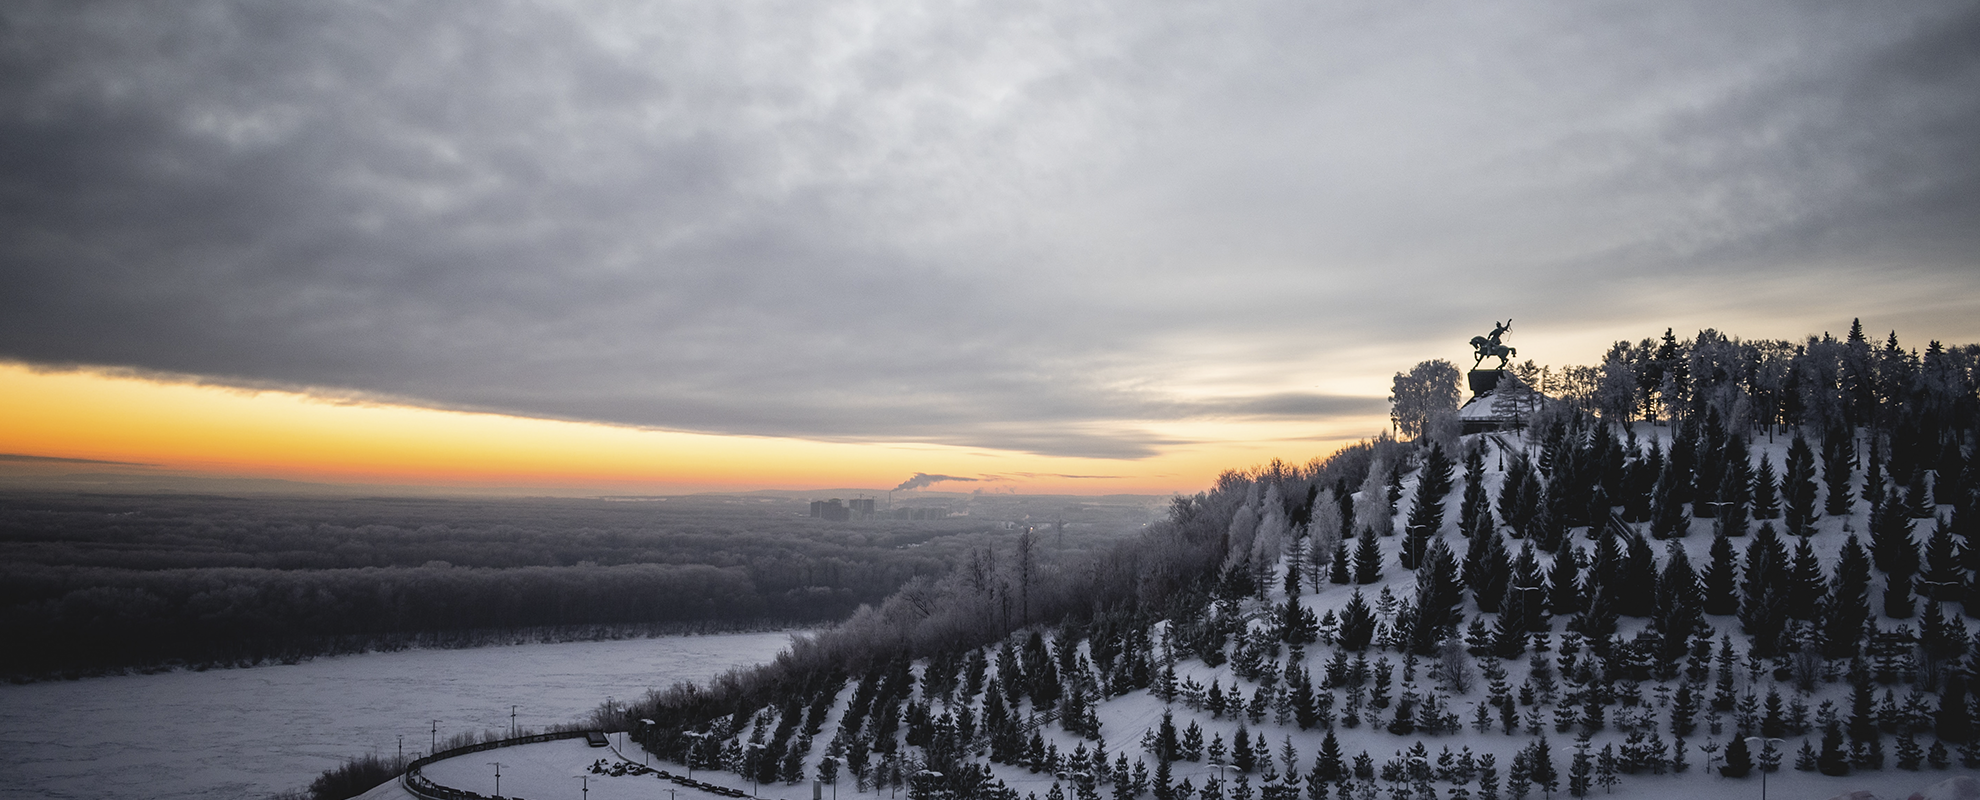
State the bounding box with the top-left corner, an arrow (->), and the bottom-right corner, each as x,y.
1701,534 -> 1739,616
1823,535 -> 1873,659
1653,544 -> 1702,660
1907,469 -> 1936,519
1740,524 -> 1792,655
1329,542 -> 1351,585
1752,454 -> 1781,520
1338,590 -> 1377,652
1788,539 -> 1826,620
1568,739 -> 1593,798
1784,432 -> 1820,536
1721,735 -> 1753,777
1939,671 -> 1972,744
1352,531 -> 1383,585
1545,540 -> 1580,619
1715,466 -> 1750,537
1921,515 -> 1963,602
1414,538 -> 1465,651
1650,460 -> 1689,539
1618,533 -> 1657,618
1824,428 -> 1856,517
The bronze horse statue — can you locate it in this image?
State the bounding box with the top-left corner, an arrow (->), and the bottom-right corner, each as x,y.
1470,319 -> 1515,369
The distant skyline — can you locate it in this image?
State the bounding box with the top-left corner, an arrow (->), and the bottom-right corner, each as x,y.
3,2 -> 1977,495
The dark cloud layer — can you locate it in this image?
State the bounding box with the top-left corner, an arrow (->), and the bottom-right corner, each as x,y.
2,1 -> 1976,459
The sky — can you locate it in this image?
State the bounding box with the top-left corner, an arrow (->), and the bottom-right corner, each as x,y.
2,1 -> 1977,496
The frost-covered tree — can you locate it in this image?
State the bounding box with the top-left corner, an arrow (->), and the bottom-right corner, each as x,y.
1391,360 -> 1462,440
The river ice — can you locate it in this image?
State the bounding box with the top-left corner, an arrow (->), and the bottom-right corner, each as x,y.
0,631 -> 797,800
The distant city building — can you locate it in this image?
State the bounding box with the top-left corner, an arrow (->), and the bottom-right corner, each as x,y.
809,499 -> 850,521
848,498 -> 876,518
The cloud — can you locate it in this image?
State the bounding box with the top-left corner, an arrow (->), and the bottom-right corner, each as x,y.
0,453 -> 157,467
0,1 -> 1976,460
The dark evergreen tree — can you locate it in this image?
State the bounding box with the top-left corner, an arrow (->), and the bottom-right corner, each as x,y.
1788,538 -> 1827,621
1469,529 -> 1512,613
1650,459 -> 1689,539
1752,454 -> 1781,520
1823,535 -> 1874,659
1824,427 -> 1856,518
1329,541 -> 1351,585
1413,538 -> 1465,651
1338,590 -> 1377,652
1741,524 -> 1792,655
1701,534 -> 1739,616
1907,469 -> 1936,520
1693,409 -> 1727,518
1721,735 -> 1753,778
1312,730 -> 1345,786
1653,543 -> 1703,661
1715,465 -> 1750,537
1784,432 -> 1820,536
1921,516 -> 1963,602
1547,538 -> 1582,618
1352,530 -> 1383,585
1819,725 -> 1851,776
1939,671 -> 1972,744
1617,532 -> 1657,618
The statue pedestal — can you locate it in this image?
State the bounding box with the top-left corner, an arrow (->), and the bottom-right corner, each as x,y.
1468,369 -> 1504,396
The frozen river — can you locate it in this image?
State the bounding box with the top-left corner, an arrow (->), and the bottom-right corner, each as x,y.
0,631 -> 799,800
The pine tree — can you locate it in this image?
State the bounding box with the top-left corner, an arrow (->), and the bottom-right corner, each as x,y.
1824,428 -> 1856,517
1652,544 -> 1702,661
1413,538 -> 1465,651
1740,523 -> 1792,649
1721,735 -> 1753,778
1784,432 -> 1820,536
1752,454 -> 1781,520
1939,669 -> 1973,744
1701,534 -> 1739,616
1650,459 -> 1689,539
1921,516 -> 1963,602
1338,590 -> 1376,652
1548,539 -> 1582,618
1787,538 -> 1827,621
1471,530 -> 1512,613
1594,744 -> 1619,794
1528,737 -> 1558,798
1823,535 -> 1874,659
1819,725 -> 1851,776
1617,532 -> 1657,618
1352,531 -> 1383,585
1311,730 -> 1345,786
1568,739 -> 1593,798
1907,470 -> 1936,519
1329,542 -> 1351,585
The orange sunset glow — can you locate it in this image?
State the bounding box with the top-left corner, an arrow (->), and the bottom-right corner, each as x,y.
0,363 -> 1385,495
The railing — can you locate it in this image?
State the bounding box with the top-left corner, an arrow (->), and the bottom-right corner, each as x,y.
400,731 -> 590,800
399,730 -> 760,800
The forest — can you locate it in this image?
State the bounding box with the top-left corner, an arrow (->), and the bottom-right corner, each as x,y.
504,320 -> 1980,800
0,491 -> 1160,679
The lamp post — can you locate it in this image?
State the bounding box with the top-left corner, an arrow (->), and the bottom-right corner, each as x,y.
1512,584 -> 1545,634
821,755 -> 840,800
488,762 -> 506,798
682,732 -> 707,781
397,735 -> 404,767
639,719 -> 655,766
431,720 -> 439,754
511,705 -> 519,738
1745,736 -> 1785,800
747,741 -> 768,797
572,774 -> 590,800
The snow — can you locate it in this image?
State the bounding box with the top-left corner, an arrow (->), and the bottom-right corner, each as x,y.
0,631 -> 797,800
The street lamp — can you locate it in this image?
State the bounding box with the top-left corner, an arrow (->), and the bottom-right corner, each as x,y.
747,741 -> 768,797
488,762 -> 506,798
682,732 -> 708,781
1745,737 -> 1786,800
572,774 -> 590,800
821,755 -> 841,800
639,719 -> 655,766
511,705 -> 520,738
1511,584 -> 1545,633
432,720 -> 440,754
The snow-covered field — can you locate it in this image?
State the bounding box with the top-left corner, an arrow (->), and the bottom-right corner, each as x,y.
0,631 -> 798,800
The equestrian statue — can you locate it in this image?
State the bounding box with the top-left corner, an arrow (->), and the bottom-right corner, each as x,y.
1470,319 -> 1516,370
